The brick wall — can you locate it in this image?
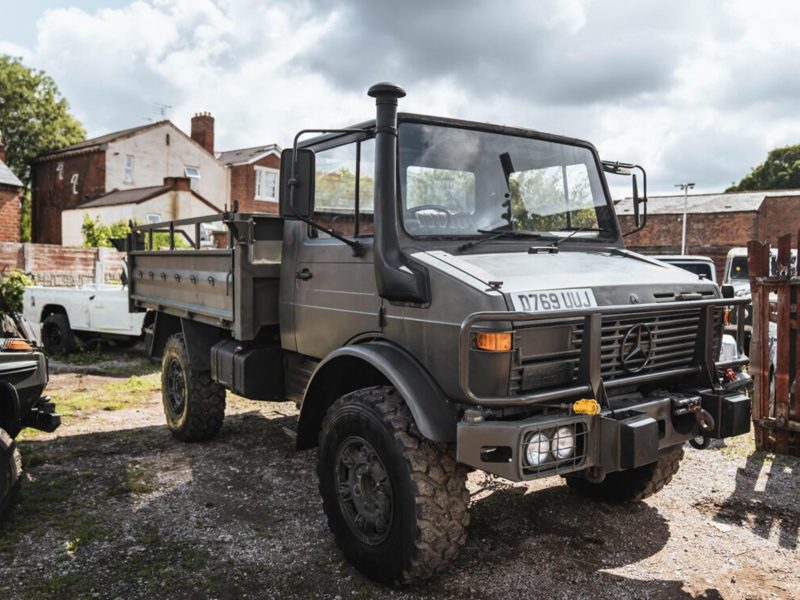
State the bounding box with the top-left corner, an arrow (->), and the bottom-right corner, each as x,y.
619,197 -> 800,282
0,184 -> 21,242
230,154 -> 281,214
32,150 -> 107,244
620,211 -> 758,282
0,243 -> 124,287
756,196 -> 800,241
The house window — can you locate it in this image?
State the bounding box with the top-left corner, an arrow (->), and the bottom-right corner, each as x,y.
255,167 -> 279,202
184,166 -> 201,191
124,154 -> 134,183
146,213 -> 161,224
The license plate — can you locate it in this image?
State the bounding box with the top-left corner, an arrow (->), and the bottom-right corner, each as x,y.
511,288 -> 597,312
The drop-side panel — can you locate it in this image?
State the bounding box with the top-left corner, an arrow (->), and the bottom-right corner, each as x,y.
130,250 -> 235,325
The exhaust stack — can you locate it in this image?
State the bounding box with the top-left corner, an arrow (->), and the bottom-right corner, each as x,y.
368,82 -> 429,304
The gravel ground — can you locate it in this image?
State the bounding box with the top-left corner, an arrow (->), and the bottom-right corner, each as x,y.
1,353 -> 799,599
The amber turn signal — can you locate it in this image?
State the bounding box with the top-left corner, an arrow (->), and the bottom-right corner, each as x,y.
474,332 -> 512,352
573,398 -> 601,415
2,338 -> 33,352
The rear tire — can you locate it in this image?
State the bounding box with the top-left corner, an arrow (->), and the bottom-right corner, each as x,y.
0,429 -> 22,521
565,444 -> 684,503
317,386 -> 470,586
42,314 -> 76,355
161,333 -> 225,442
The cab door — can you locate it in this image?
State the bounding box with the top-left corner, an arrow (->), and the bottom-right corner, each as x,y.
292,138 -> 380,359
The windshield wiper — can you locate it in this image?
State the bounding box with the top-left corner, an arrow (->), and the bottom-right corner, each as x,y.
457,228 -> 545,252
549,226 -> 604,248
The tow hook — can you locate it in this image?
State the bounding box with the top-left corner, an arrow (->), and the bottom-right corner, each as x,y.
672,395 -> 715,450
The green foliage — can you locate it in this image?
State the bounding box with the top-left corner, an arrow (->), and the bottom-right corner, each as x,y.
81,214 -> 130,247
19,189 -> 32,242
81,214 -> 188,249
0,269 -> 33,315
0,55 -> 85,240
727,144 -> 800,192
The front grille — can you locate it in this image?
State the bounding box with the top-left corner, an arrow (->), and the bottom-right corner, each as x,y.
510,306 -> 722,395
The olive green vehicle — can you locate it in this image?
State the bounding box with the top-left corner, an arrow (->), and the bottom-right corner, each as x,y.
126,83 -> 751,584
0,337 -> 60,520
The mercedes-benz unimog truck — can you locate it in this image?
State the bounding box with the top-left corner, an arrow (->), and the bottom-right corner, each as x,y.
126,82 -> 751,585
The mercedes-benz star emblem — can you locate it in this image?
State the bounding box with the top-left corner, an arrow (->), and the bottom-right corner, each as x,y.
620,323 -> 655,373
629,293 -> 640,304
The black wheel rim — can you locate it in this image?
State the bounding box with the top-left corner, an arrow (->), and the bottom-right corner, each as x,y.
166,358 -> 186,417
335,436 -> 393,545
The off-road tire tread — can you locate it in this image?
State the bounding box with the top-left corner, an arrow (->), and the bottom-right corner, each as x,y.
0,428 -> 22,521
319,386 -> 470,585
163,334 -> 225,442
42,313 -> 76,354
566,444 -> 684,502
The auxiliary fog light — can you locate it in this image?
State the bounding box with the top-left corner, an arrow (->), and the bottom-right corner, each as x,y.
552,426 -> 575,460
525,432 -> 550,466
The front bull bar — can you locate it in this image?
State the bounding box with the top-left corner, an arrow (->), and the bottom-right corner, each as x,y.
458,296 -> 750,407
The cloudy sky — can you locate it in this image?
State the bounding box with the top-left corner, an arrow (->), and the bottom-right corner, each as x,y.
2,0 -> 799,196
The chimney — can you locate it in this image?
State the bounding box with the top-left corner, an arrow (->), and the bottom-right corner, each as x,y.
191,112 -> 214,155
164,176 -> 191,192
0,129 -> 6,162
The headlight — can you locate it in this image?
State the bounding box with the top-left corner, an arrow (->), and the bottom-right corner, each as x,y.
525,432 -> 550,466
552,426 -> 575,460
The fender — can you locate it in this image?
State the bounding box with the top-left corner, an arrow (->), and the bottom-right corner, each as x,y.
296,340 -> 459,449
0,380 -> 21,423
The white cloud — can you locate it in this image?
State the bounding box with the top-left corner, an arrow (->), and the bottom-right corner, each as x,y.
5,0 -> 800,195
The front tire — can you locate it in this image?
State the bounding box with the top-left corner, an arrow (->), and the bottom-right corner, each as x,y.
0,429 -> 22,521
161,334 -> 225,442
42,313 -> 76,355
317,386 -> 470,585
565,444 -> 684,503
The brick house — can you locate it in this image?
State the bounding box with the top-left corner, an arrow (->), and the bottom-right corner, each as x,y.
31,114 -> 229,244
217,144 -> 281,214
617,190 -> 800,280
0,135 -> 23,243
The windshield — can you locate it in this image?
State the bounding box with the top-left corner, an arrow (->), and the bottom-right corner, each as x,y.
729,256 -> 748,280
398,122 -> 617,241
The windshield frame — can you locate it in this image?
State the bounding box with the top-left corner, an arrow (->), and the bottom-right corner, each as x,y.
395,114 -> 621,246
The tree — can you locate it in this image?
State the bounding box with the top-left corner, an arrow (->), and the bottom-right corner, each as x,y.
81,214 -> 130,248
726,144 -> 800,192
0,55 -> 85,240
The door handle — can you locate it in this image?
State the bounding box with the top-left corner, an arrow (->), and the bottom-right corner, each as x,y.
296,268 -> 313,281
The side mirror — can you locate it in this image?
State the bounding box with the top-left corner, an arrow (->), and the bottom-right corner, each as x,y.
721,284 -> 735,299
632,173 -> 640,228
280,148 -> 315,220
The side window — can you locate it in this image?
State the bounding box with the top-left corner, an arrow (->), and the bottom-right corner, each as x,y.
311,138 -> 375,239
313,144 -> 357,237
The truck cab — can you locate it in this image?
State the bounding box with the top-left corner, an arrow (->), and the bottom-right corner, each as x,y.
127,83 -> 751,585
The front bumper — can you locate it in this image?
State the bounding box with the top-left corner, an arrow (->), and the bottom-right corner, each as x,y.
456,388 -> 751,482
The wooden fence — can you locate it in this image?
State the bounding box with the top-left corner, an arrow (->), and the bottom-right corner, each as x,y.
748,233 -> 800,456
